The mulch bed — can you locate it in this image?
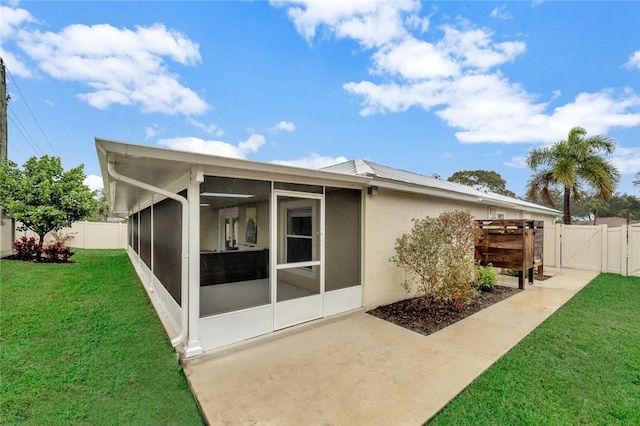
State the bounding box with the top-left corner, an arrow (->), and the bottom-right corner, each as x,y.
367,286 -> 522,336
2,255 -> 74,263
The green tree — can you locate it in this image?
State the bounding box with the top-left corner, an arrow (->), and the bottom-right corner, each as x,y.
634,171 -> 640,191
89,188 -> 109,222
538,189 -> 640,223
0,156 -> 97,259
447,170 -> 516,197
525,126 -> 620,225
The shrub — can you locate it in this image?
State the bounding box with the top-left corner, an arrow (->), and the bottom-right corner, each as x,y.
476,263 -> 499,291
42,231 -> 75,262
12,236 -> 39,260
391,210 -> 479,310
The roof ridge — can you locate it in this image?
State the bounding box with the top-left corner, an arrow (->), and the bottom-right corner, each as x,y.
353,159 -> 377,176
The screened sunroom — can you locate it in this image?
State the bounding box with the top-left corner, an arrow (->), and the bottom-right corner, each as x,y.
97,138 -> 366,357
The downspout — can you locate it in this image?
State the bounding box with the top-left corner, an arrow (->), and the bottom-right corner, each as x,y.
107,162 -> 189,348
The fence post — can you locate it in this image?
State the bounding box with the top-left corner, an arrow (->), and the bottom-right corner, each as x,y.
556,223 -> 562,269
600,224 -> 607,273
621,225 -> 628,276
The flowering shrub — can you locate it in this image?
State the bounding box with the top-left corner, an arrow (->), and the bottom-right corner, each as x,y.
12,236 -> 39,260
42,231 -> 75,262
43,242 -> 74,261
12,232 -> 75,262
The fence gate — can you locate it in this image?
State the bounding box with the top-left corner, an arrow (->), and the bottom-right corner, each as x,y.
630,225 -> 640,277
561,225 -> 602,271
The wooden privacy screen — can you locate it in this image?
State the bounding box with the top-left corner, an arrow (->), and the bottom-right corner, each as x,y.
474,219 -> 544,289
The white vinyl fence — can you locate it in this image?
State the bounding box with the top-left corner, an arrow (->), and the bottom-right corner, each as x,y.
1,216 -> 14,257
14,221 -> 128,249
543,224 -> 640,277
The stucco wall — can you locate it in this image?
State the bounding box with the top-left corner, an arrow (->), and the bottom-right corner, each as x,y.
362,188 -> 556,310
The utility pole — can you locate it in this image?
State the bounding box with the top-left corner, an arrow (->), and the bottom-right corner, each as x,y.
0,56 -> 12,258
0,57 -> 7,163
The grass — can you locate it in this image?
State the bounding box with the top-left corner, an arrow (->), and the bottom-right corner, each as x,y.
0,249 -> 204,425
428,273 -> 640,425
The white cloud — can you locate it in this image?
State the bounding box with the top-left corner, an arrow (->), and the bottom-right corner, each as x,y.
625,51 -> 640,70
0,6 -> 35,39
0,6 -> 36,77
372,38 -> 459,79
439,152 -> 454,159
269,120 -> 296,133
0,47 -> 33,78
404,11 -> 432,33
158,134 -> 266,159
611,146 -> 640,174
504,156 -> 527,169
188,118 -> 223,136
145,124 -> 162,140
84,174 -> 103,191
271,0 -> 420,48
8,10 -> 208,115
278,3 -> 640,145
438,24 -> 526,70
490,5 -> 511,21
272,153 -> 348,169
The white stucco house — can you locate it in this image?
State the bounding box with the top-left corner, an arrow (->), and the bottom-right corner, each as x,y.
96,137 -> 559,358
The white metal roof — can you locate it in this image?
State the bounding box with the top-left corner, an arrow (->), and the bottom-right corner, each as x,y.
322,159 -> 560,215
96,138 -> 559,217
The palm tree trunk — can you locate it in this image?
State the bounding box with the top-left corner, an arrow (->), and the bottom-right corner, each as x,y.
563,186 -> 571,225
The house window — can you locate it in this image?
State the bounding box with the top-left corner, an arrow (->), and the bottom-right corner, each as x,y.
490,208 -> 506,219
277,197 -> 319,275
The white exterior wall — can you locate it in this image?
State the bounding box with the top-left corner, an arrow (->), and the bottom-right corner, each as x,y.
362,188 -> 556,310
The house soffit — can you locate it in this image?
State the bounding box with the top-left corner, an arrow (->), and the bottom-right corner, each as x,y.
96,138 -> 369,215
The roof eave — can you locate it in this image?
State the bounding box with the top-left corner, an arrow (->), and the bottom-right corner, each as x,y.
371,178 -> 560,216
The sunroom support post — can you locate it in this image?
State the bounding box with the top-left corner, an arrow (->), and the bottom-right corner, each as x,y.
185,166 -> 204,357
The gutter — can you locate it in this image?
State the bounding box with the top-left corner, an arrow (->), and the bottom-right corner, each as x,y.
107,161 -> 190,348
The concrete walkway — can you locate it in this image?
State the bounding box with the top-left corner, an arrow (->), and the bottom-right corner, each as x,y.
183,268 -> 598,425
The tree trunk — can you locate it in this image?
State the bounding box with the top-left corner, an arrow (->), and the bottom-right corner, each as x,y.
563,186 -> 571,225
36,234 -> 44,261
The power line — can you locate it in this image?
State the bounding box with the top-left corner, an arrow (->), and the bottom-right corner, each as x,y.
8,110 -> 44,156
7,137 -> 28,162
5,63 -> 58,156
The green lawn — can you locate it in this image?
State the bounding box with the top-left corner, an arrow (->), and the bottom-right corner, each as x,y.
0,249 -> 204,425
428,273 -> 640,425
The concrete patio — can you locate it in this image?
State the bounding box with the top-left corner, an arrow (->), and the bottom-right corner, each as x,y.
183,267 -> 598,425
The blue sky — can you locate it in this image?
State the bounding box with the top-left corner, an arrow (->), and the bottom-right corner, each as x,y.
2,0 -> 639,196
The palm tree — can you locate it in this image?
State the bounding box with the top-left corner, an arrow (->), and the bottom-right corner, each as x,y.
526,126 -> 620,225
